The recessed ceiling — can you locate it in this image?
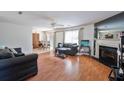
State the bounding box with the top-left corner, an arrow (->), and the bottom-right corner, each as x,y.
0,11 -> 122,30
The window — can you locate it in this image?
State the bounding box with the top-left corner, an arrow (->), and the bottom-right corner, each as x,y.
64,30 -> 79,44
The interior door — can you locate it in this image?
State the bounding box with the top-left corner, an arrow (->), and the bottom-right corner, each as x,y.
32,33 -> 40,48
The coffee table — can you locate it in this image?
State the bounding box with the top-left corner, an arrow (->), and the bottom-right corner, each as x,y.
55,48 -> 69,58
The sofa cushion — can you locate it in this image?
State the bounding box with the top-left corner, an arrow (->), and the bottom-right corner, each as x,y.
0,49 -> 14,59
63,43 -> 77,48
63,43 -> 72,47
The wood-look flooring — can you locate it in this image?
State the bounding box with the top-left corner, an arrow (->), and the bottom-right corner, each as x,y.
28,52 -> 111,81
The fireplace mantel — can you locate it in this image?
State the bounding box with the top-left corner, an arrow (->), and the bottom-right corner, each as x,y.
95,39 -> 120,58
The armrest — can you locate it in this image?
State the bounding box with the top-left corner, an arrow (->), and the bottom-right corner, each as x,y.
0,53 -> 38,70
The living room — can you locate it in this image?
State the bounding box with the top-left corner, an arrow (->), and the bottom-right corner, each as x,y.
0,11 -> 124,81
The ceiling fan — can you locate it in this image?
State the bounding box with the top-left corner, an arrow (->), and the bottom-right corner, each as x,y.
18,11 -> 65,29
50,22 -> 64,29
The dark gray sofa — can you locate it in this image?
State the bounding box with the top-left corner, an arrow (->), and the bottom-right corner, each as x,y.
0,48 -> 38,81
63,43 -> 78,55
55,43 -> 78,56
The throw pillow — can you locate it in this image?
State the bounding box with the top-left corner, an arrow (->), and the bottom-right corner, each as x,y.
5,47 -> 15,57
0,49 -> 14,59
9,48 -> 18,54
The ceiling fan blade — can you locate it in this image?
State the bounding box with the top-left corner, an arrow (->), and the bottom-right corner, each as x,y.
56,24 -> 64,26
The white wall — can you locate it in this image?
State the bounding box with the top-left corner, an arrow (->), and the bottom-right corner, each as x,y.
82,24 -> 94,56
0,23 -> 32,54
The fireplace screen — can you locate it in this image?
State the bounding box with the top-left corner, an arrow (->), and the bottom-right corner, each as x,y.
101,50 -> 115,59
99,46 -> 117,67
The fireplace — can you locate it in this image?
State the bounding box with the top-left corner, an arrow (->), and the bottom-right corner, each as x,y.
99,46 -> 117,67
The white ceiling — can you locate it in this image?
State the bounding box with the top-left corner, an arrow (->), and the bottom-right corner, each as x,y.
0,11 -> 122,30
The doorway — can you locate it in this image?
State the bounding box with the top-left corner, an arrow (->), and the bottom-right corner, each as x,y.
32,31 -> 51,54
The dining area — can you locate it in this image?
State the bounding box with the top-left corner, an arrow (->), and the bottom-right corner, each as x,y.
32,32 -> 51,54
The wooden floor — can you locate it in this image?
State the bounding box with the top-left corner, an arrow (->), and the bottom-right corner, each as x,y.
28,52 -> 111,81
